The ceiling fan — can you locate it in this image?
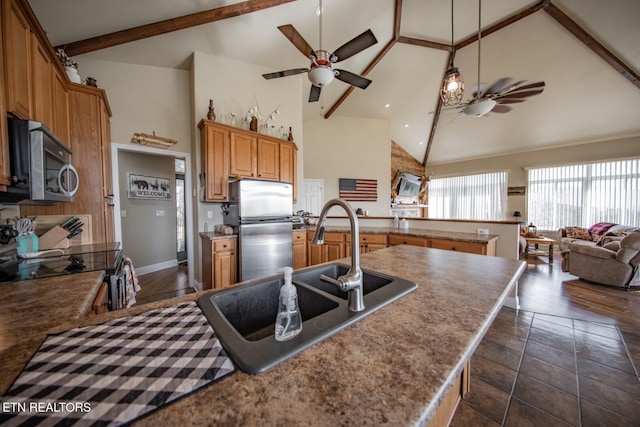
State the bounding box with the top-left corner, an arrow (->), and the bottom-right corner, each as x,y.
262,0 -> 378,102
443,0 -> 545,118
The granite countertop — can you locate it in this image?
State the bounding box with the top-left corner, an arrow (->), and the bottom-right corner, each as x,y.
0,245 -> 525,425
199,231 -> 237,241
0,270 -> 105,393
299,225 -> 500,244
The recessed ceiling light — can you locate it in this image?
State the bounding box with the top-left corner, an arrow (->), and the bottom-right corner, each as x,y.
384,103 -> 390,108
404,124 -> 409,128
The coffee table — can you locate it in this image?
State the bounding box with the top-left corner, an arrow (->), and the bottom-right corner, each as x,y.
523,236 -> 556,264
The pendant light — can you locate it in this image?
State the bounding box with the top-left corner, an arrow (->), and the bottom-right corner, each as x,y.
440,0 -> 464,106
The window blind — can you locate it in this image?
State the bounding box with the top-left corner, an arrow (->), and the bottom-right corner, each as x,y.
527,159 -> 640,230
428,172 -> 507,220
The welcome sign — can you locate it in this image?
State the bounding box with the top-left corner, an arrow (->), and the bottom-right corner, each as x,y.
128,173 -> 171,200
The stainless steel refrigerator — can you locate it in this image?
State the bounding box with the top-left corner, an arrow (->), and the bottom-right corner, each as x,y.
224,179 -> 293,281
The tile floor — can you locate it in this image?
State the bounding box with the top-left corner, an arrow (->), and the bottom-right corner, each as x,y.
450,307 -> 640,426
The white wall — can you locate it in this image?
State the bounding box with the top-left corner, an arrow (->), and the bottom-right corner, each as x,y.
74,58 -> 192,153
303,116 -> 391,216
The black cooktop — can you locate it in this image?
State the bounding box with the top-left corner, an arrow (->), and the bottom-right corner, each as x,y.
0,250 -> 122,282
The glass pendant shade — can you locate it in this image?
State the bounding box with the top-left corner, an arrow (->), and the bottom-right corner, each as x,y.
440,66 -> 464,106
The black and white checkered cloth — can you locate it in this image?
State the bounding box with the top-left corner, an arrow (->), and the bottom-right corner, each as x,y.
0,302 -> 235,426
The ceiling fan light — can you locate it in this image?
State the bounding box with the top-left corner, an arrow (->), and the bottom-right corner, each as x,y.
308,65 -> 334,87
463,99 -> 496,117
441,67 -> 464,106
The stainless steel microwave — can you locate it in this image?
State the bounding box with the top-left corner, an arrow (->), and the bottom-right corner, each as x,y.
0,118 -> 79,203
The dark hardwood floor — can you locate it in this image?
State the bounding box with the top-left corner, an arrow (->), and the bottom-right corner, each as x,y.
133,252 -> 640,426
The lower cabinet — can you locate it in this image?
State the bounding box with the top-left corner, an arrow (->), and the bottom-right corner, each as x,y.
292,230 -> 307,270
389,233 -> 496,256
307,231 -> 345,266
346,233 -> 388,255
201,236 -> 237,290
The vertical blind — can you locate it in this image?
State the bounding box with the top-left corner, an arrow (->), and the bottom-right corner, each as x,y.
428,172 -> 507,220
527,159 -> 640,230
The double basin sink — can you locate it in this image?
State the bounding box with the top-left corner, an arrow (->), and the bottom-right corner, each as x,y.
197,262 -> 417,374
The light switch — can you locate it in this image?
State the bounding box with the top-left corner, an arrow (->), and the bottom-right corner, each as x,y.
120,210 -> 127,218
156,210 -> 166,217
207,210 -> 213,219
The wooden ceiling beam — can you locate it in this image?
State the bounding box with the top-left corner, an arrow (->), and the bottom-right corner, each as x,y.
397,36 -> 451,52
57,0 -> 296,56
324,0 -> 403,119
543,3 -> 640,89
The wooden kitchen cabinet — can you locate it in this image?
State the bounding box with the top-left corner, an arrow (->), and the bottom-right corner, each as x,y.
388,234 -> 428,247
307,231 -> 345,266
86,281 -> 109,316
51,70 -> 70,145
201,236 -> 237,290
292,230 -> 307,270
256,137 -> 279,180
30,32 -> 53,129
430,238 -> 496,256
199,120 -> 230,201
199,119 -> 298,202
2,0 -> 32,119
346,233 -> 388,254
0,5 -> 11,189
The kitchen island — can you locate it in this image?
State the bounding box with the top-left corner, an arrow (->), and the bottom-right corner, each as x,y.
0,245 -> 525,426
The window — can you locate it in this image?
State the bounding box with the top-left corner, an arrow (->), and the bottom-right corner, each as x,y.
428,172 -> 507,220
527,159 -> 640,230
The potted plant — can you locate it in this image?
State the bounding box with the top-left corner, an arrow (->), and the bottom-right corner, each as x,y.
55,49 -> 81,83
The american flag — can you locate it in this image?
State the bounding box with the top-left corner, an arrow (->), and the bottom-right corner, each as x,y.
339,178 -> 378,201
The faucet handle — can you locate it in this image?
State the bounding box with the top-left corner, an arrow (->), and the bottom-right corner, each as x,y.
320,274 -> 347,290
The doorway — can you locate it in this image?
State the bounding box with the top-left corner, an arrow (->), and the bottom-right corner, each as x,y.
303,179 -> 324,215
111,143 -> 195,287
175,159 -> 187,263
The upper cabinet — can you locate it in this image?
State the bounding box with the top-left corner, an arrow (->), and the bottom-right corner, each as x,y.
1,0 -> 70,147
200,119 -> 298,202
2,0 -> 32,119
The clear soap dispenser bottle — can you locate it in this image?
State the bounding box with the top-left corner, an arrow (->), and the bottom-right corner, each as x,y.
275,267 -> 302,341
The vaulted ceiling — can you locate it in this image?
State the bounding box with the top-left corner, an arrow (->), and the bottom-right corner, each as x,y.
28,0 -> 640,165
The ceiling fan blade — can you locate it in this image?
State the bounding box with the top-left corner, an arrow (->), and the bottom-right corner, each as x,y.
497,89 -> 544,100
482,77 -> 513,96
495,98 -> 525,104
471,83 -> 487,98
491,105 -> 512,113
331,29 -> 377,62
334,69 -> 372,89
278,24 -> 315,58
507,81 -> 545,93
262,68 -> 309,80
309,85 -> 322,102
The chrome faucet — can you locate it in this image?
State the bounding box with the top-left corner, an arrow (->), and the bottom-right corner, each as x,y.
312,198 -> 364,312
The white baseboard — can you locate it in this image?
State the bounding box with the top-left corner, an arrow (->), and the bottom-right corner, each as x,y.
135,259 -> 179,276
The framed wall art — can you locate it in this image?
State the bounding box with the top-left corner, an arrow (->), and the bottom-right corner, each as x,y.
128,173 -> 171,200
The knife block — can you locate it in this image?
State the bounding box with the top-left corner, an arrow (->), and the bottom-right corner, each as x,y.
39,226 -> 70,250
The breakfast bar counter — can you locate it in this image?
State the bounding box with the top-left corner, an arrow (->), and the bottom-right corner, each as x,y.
0,245 -> 525,426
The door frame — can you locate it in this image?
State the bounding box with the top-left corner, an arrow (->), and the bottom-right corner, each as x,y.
111,143 -> 195,287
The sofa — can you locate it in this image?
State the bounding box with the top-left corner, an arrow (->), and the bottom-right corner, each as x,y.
558,222 -> 640,251
562,230 -> 640,289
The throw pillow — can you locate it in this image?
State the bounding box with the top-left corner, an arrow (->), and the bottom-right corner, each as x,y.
603,241 -> 621,252
565,226 -> 591,240
588,222 -> 617,236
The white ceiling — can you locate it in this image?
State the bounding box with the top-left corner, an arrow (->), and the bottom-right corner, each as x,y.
29,0 -> 640,165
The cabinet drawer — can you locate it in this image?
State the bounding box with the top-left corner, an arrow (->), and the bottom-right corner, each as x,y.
346,233 -> 388,245
307,231 -> 344,242
293,230 -> 306,241
214,239 -> 236,252
429,239 -> 485,254
388,234 -> 428,247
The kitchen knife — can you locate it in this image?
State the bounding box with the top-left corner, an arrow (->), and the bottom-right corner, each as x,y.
62,217 -> 80,230
66,222 -> 83,235
67,228 -> 82,239
60,216 -> 77,229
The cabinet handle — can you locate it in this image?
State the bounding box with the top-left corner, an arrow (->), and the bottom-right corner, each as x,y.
223,244 -> 227,248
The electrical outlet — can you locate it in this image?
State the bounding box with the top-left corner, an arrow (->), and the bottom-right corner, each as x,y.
477,228 -> 489,235
120,210 -> 127,218
156,210 -> 165,217
207,210 -> 213,219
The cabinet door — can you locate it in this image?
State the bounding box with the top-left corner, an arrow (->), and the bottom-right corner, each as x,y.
214,249 -> 237,289
99,100 -> 114,242
307,241 -> 324,266
292,231 -> 307,269
2,0 -> 32,119
230,132 -> 256,178
325,241 -> 344,262
201,124 -> 229,201
256,138 -> 279,180
30,33 -> 53,128
279,142 -> 294,183
0,9 -> 11,188
52,71 -> 70,146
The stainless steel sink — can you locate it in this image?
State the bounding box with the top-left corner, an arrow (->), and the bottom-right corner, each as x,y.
197,263 -> 417,374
